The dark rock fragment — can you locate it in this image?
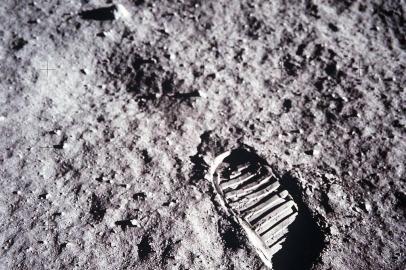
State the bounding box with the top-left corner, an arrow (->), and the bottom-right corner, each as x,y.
79,6 -> 116,21
89,194 -> 106,222
11,37 -> 27,51
328,23 -> 339,32
283,99 -> 293,112
138,235 -> 153,260
115,219 -> 138,231
133,192 -> 147,201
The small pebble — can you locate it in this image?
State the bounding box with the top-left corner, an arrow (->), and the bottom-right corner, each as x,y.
364,202 -> 372,213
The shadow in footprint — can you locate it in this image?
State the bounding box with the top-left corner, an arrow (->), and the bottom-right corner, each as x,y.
272,173 -> 325,270
219,218 -> 245,251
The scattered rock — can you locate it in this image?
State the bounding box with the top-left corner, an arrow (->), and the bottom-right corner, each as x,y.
364,201 -> 372,213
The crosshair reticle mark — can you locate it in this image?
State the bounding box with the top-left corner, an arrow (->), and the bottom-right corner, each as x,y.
39,60 -> 56,79
354,58 -> 368,78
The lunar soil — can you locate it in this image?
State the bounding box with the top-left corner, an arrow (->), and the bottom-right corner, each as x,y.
0,0 -> 405,269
